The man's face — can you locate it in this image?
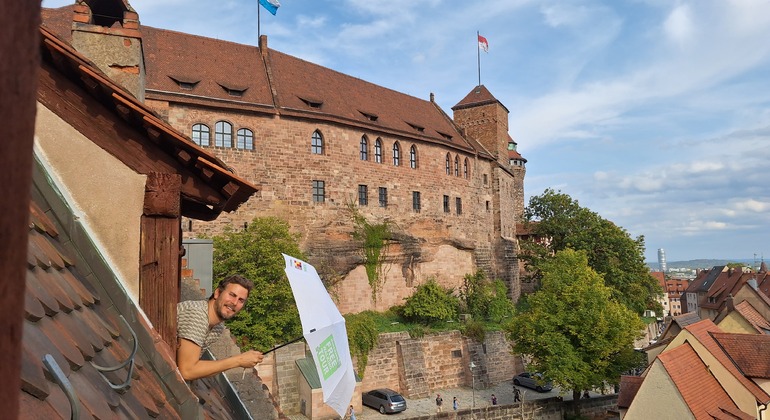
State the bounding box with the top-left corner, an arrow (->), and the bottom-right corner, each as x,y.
213,283 -> 249,321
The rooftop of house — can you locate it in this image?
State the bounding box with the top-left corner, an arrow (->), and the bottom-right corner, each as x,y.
732,300 -> 770,334
658,342 -> 753,420
22,187 -> 241,419
712,332 -> 770,379
617,375 -> 643,409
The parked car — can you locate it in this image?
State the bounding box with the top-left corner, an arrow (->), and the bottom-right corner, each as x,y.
513,372 -> 553,392
362,388 -> 407,414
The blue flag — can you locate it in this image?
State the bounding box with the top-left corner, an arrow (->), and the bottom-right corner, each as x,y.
259,0 -> 280,15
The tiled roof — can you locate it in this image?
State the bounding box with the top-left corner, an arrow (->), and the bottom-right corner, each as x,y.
22,192 -> 241,419
452,84 -> 508,113
658,343 -> 753,420
141,26 -> 275,110
651,272 -> 665,289
687,266 -> 726,294
617,375 -> 643,409
683,320 -> 770,402
733,300 -> 770,334
38,25 -> 258,220
712,332 -> 770,379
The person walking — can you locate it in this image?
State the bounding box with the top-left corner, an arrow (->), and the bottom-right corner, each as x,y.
514,386 -> 521,402
347,405 -> 356,420
453,396 -> 459,411
491,394 -> 498,405
435,394 -> 443,413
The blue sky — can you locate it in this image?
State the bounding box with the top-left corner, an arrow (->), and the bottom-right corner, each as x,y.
43,0 -> 770,263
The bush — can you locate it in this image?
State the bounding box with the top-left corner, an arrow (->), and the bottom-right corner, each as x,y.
461,319 -> 486,343
345,311 -> 379,377
401,278 -> 459,325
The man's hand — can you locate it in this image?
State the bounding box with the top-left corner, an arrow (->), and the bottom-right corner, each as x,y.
235,350 -> 264,369
177,339 -> 265,381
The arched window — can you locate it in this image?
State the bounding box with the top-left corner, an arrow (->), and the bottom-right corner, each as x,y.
311,130 -> 324,154
214,121 -> 233,147
374,139 -> 382,163
445,153 -> 451,175
360,136 -> 368,161
454,155 -> 460,176
464,157 -> 469,178
410,145 -> 417,169
236,128 -> 254,150
393,142 -> 401,166
191,124 -> 210,146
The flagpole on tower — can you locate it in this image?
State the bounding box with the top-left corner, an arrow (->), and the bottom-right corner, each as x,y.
477,30 -> 481,87
258,1 -> 261,39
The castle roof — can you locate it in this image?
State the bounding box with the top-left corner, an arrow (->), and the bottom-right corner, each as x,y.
452,84 -> 509,113
41,5 -> 509,159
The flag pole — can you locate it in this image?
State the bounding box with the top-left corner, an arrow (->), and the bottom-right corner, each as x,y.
477,31 -> 482,86
258,1 -> 261,39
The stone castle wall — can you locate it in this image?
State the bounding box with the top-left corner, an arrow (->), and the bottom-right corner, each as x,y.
156,103 -> 520,312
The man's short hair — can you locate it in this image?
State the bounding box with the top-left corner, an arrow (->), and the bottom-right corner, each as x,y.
210,274 -> 254,299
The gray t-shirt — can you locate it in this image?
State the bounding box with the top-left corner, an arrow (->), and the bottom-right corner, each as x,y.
177,300 -> 224,354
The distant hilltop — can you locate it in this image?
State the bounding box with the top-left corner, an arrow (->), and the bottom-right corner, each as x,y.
646,259 -> 759,270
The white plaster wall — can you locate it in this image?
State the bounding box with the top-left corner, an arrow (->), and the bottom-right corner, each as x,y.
34,103 -> 145,301
624,361 -> 693,420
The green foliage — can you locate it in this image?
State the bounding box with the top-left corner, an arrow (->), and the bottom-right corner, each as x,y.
348,205 -> 391,303
211,217 -> 305,352
401,278 -> 459,325
459,271 -> 515,323
506,249 -> 644,416
462,319 -> 486,343
522,189 -> 663,315
344,311 -> 379,377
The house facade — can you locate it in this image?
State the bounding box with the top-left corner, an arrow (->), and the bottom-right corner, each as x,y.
42,1 -> 528,314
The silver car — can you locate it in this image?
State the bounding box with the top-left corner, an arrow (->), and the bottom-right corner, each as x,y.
362,388 -> 407,414
513,372 -> 553,392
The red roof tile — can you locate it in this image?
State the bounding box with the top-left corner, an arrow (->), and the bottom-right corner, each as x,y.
659,342 -> 753,420
733,300 -> 770,333
617,375 -> 643,408
683,320 -> 770,402
712,332 -> 770,379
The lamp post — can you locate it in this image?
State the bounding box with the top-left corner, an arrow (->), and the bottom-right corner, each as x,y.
470,362 -> 476,409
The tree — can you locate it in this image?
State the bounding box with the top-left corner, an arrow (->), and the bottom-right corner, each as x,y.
522,189 -> 662,315
459,270 -> 515,323
507,249 -> 644,417
211,217 -> 305,351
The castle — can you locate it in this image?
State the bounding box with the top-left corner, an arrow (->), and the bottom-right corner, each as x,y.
42,0 -> 528,312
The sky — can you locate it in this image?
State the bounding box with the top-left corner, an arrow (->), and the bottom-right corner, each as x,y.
42,0 -> 770,263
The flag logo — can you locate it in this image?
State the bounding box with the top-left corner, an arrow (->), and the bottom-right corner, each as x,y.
478,34 -> 489,52
259,0 -> 280,15
316,335 -> 342,380
291,259 -> 306,271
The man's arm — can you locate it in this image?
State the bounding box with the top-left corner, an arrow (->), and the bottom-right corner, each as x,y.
176,338 -> 264,381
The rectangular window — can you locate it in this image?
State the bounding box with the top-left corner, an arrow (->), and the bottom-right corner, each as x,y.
456,197 -> 462,215
358,185 -> 368,206
378,187 -> 388,208
443,195 -> 450,213
412,191 -> 421,213
486,201 -> 490,211
451,350 -> 462,358
312,180 -> 325,203
483,174 -> 488,185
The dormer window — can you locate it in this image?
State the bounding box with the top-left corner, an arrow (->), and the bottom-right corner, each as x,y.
218,83 -> 248,97
359,111 -> 378,122
169,75 -> 200,91
438,131 -> 453,141
406,122 -> 425,133
299,96 -> 323,109
508,141 -> 517,151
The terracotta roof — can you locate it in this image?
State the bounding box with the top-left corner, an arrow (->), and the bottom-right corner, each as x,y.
40,6 -> 74,41
141,26 -> 275,110
712,332 -> 770,379
701,269 -> 749,311
617,375 -> 643,409
651,271 -> 665,289
452,84 -> 509,113
683,320 -> 770,402
687,266 -> 726,294
22,194 -> 241,419
658,343 -> 753,420
38,25 -> 258,221
733,300 -> 770,334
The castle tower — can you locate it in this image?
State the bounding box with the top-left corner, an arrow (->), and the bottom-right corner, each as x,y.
70,0 -> 145,100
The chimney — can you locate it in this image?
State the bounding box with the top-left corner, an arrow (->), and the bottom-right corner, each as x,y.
726,294 -> 735,311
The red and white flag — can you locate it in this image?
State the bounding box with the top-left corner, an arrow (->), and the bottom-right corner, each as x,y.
478,34 -> 489,52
